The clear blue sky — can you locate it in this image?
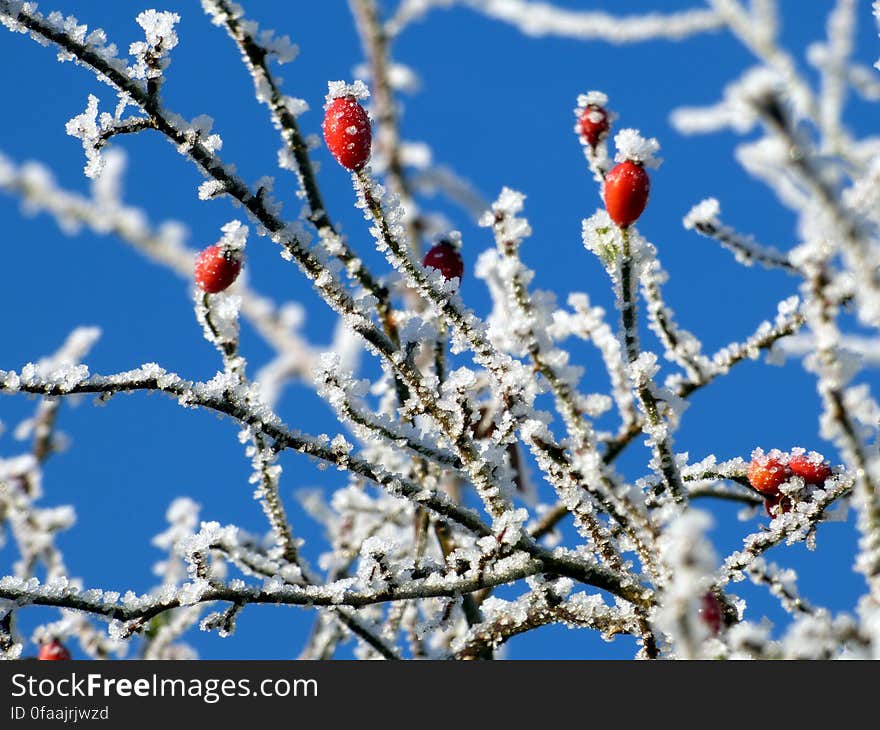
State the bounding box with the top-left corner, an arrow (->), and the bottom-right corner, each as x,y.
1,0 -> 878,659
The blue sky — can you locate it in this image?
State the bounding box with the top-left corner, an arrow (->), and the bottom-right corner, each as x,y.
0,0 -> 878,659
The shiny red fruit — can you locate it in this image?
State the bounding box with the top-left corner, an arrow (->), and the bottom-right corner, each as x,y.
38,640 -> 71,660
322,96 -> 372,171
604,161 -> 650,228
699,592 -> 724,635
788,454 -> 832,485
194,245 -> 242,294
764,493 -> 793,518
747,453 -> 790,496
423,241 -> 464,284
578,105 -> 610,148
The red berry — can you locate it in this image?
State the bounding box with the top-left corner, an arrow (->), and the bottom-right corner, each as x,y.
747,452 -> 791,496
38,639 -> 71,660
322,96 -> 372,171
699,592 -> 724,635
423,241 -> 464,284
578,105 -> 610,148
788,454 -> 832,486
194,244 -> 242,294
604,160 -> 650,228
764,493 -> 793,518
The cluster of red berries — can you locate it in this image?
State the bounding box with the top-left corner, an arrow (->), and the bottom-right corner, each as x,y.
38,638 -> 71,660
747,449 -> 833,517
576,101 -> 650,229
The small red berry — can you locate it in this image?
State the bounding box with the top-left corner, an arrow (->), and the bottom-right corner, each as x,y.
604,160 -> 650,228
38,639 -> 71,660
788,454 -> 832,486
578,105 -> 610,148
322,96 -> 372,171
747,452 -> 791,496
699,592 -> 724,635
194,244 -> 242,294
423,241 -> 464,284
764,493 -> 793,518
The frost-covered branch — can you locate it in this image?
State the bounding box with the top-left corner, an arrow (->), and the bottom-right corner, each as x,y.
0,557 -> 551,621
683,198 -> 797,273
803,264 -> 880,602
351,0 -> 424,255
388,0 -> 723,42
616,228 -> 686,504
0,365 -> 484,541
746,558 -> 815,617
453,583 -> 638,659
